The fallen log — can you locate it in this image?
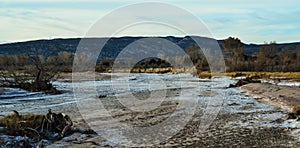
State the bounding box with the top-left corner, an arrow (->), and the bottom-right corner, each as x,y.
229,76 -> 261,88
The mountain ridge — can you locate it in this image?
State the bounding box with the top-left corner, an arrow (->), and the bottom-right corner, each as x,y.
0,36 -> 299,59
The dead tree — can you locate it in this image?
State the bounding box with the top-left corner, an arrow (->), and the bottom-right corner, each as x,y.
0,48 -> 61,94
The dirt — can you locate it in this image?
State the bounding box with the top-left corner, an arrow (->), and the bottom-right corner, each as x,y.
241,83 -> 300,111
50,99 -> 300,147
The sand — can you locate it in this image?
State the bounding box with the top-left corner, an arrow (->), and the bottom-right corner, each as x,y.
241,83 -> 300,111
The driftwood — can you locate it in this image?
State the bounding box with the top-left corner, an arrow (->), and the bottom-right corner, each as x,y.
0,70 -> 61,95
229,76 -> 261,87
0,109 -> 72,141
0,110 -> 99,147
287,105 -> 300,120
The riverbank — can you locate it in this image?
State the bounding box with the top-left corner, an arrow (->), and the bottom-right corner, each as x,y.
241,83 -> 300,112
226,72 -> 300,80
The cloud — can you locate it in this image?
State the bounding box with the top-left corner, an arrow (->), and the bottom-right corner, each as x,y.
1,0 -> 300,43
0,8 -> 109,42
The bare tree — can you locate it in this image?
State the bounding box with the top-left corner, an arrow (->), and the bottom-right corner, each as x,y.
256,43 -> 278,71
0,48 -> 61,94
222,37 -> 244,71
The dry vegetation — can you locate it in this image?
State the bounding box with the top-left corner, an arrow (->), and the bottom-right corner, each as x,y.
291,105 -> 300,118
0,110 -> 73,142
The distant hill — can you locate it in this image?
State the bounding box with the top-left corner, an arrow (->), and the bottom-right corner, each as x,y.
243,42 -> 300,56
0,36 -> 299,60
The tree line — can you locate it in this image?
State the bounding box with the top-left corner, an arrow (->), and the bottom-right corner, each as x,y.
175,37 -> 300,72
221,37 -> 300,72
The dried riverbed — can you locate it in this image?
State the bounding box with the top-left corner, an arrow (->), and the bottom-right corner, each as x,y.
0,73 -> 299,147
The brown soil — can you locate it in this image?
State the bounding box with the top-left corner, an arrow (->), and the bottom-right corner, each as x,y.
241,83 -> 300,111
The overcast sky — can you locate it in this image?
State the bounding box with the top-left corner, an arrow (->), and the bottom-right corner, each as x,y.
1,0 -> 299,44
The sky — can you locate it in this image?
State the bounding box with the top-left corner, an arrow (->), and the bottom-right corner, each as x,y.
0,0 -> 299,44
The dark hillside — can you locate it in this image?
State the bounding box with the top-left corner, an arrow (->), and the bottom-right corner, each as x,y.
0,36 -> 299,60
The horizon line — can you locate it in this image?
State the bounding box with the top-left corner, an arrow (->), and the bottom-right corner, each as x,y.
1,36 -> 300,45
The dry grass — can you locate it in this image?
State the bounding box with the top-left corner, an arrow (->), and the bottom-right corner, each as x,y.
0,111 -> 44,131
198,71 -> 212,78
